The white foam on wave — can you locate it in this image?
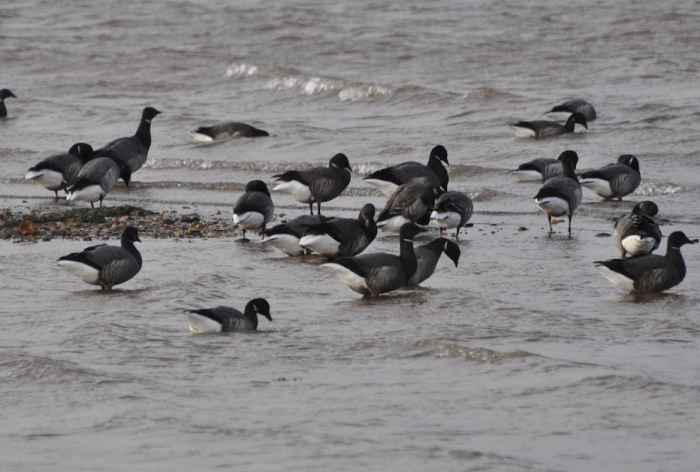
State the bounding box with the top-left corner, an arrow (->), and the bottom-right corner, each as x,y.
265,74 -> 395,102
224,63 -> 259,77
634,181 -> 691,196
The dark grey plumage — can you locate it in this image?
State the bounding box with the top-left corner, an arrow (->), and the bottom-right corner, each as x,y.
510,112 -> 588,139
613,201 -> 662,258
509,150 -> 580,182
534,152 -> 582,236
298,203 -> 377,258
57,227 -> 142,290
233,180 -> 274,240
376,183 -> 438,232
547,99 -> 597,122
595,231 -> 697,294
273,153 -> 352,215
191,121 -> 269,141
66,156 -> 131,208
578,154 -> 641,201
262,215 -> 326,256
184,299 -> 272,333
0,88 -> 17,117
323,223 -> 427,297
94,107 -> 161,176
363,145 -> 449,197
25,143 -> 94,199
407,238 -> 461,286
430,191 -> 474,238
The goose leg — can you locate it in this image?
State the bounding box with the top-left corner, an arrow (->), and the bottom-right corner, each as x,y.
309,202 -> 314,215
568,214 -> 573,237
547,215 -> 553,233
317,202 -> 322,215
455,227 -> 461,240
54,191 -> 59,200
99,196 -> 104,208
91,202 -> 95,208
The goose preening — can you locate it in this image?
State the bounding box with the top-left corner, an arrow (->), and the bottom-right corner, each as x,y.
273,153 -> 352,215
322,223 -> 427,297
0,88 -> 17,117
407,238 -> 461,286
65,156 -> 131,208
57,227 -> 142,290
534,151 -> 581,236
595,231 -> 697,294
25,143 -> 94,199
509,150 -> 579,183
613,201 -> 662,258
233,180 -> 274,240
376,183 -> 438,232
578,154 -> 641,201
191,121 -> 269,142
545,99 -> 597,123
298,203 -> 377,259
262,215 -> 326,256
510,112 -> 588,139
363,145 -> 449,197
430,191 -> 473,238
184,299 -> 272,333
93,107 -> 161,176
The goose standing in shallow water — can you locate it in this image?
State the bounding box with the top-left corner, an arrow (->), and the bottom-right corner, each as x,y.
595,231 -> 697,294
66,156 -> 131,208
58,227 -> 142,290
184,299 -> 272,333
25,143 -> 94,199
534,152 -> 581,236
510,112 -> 588,139
376,183 -> 438,232
322,223 -> 427,297
233,180 -> 274,240
545,99 -> 597,123
93,107 -> 161,176
0,89 -> 17,117
191,121 -> 269,141
430,191 -> 473,239
262,215 -> 326,256
273,153 -> 352,215
407,238 -> 461,286
578,154 -> 641,201
613,201 -> 662,258
363,145 -> 449,197
509,150 -> 579,182
299,203 -> 377,259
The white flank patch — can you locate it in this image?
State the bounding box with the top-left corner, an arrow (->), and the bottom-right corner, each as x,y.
535,196 -> 569,217
376,215 -> 411,232
430,210 -> 461,230
57,260 -> 101,285
509,125 -> 536,139
322,263 -> 369,295
262,234 -> 304,256
544,111 -> 573,123
233,211 -> 264,230
580,178 -> 613,199
299,233 -> 340,258
183,312 -> 222,334
509,169 -> 543,182
363,178 -> 400,198
66,185 -> 103,203
25,170 -> 64,190
622,235 -> 656,256
273,180 -> 312,203
190,131 -> 214,142
596,265 -> 636,293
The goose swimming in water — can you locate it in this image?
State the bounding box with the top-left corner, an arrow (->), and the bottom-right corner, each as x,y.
510,112 -> 588,139
25,143 -> 94,199
184,299 -> 272,333
578,154 -> 641,201
0,89 -> 17,118
407,238 -> 461,286
534,151 -> 581,236
545,99 -> 597,123
299,203 -> 377,259
363,145 -> 449,197
509,150 -> 579,183
613,201 -> 662,258
191,121 -> 269,142
262,215 -> 326,256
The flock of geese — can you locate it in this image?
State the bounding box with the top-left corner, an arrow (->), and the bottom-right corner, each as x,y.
5,90 -> 697,333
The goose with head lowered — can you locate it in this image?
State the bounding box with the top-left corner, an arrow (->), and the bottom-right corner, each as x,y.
595,231 -> 697,294
299,203 -> 377,259
233,180 -> 274,241
184,299 -> 272,333
534,151 -> 581,236
58,226 -> 142,290
25,143 -> 94,199
93,107 -> 161,176
613,201 -> 662,258
510,112 -> 588,139
191,121 -> 269,142
363,145 -> 449,197
376,182 -> 438,232
545,99 -> 597,123
430,191 -> 473,239
578,154 -> 641,201
509,150 -> 579,183
273,153 -> 352,215
0,89 -> 17,118
322,223 -> 427,297
262,215 -> 326,256
66,155 -> 131,208
407,238 -> 461,286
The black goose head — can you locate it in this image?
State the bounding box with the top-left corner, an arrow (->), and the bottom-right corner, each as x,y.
667,231 -> 698,250
329,153 -> 352,172
560,152 -> 579,181
68,143 -> 94,160
142,107 -> 162,123
557,150 -> 579,170
122,226 -> 142,244
0,89 -> 16,100
618,154 -> 640,173
633,201 -> 658,217
249,298 -> 272,322
399,223 -> 428,242
569,112 -> 588,130
443,240 -> 461,267
359,203 -> 375,224
245,179 -> 270,196
430,145 -> 449,165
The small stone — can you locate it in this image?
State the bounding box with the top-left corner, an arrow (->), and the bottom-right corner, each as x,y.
518,226 -> 528,232
82,236 -> 92,241
118,215 -> 131,222
18,220 -> 37,236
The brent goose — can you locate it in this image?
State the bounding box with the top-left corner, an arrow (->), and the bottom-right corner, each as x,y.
509,150 -> 579,182
376,183 -> 438,232
191,121 -> 269,141
25,143 -> 94,199
546,99 -> 597,122
184,299 -> 272,333
322,223 -> 427,297
298,203 -> 377,259
430,191 -> 473,239
595,231 -> 697,293
363,145 -> 449,197
578,154 -> 641,201
510,112 -> 588,139
613,201 -> 662,258
534,151 -> 581,235
407,238 -> 461,286
273,153 -> 352,215
66,156 -> 131,207
262,215 -> 326,256
233,180 -> 274,240
58,226 -> 142,290
0,89 -> 16,117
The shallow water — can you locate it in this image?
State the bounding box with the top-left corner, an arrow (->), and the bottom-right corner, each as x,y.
2,0 -> 700,470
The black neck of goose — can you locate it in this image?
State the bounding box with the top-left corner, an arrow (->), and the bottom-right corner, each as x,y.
243,302 -> 259,330
428,155 -> 449,190
399,237 -> 419,281
666,244 -> 687,281
0,101 -> 6,117
120,236 -> 143,268
422,237 -> 449,257
561,161 -> 578,182
135,117 -> 152,149
334,167 -> 351,187
564,115 -> 576,133
361,216 -> 377,240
